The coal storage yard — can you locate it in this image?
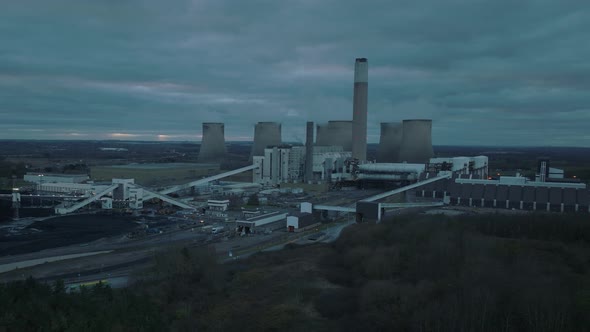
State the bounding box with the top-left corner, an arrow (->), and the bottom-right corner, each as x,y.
0,214 -> 139,256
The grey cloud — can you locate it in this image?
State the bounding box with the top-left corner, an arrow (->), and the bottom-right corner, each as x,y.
0,0 -> 589,145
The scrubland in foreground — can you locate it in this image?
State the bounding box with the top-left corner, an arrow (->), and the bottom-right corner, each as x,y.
1,212 -> 589,331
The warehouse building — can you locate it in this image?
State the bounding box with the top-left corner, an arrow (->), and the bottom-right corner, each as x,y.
286,212 -> 316,232
236,211 -> 288,234
286,202 -> 317,232
24,173 -> 89,184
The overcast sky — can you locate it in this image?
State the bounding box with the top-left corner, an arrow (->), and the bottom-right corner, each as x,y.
1,0 -> 589,146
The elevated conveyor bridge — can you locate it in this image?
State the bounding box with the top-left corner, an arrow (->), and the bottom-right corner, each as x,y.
55,184 -> 119,215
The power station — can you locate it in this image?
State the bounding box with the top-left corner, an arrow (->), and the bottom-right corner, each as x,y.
188,58 -> 438,187
9,56 -> 585,220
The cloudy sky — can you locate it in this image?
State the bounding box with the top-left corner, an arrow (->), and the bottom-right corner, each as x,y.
0,0 -> 589,146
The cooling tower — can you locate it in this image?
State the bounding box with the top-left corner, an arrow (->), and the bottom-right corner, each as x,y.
398,119 -> 434,163
377,122 -> 403,163
198,122 -> 226,163
315,123 -> 328,145
352,58 -> 368,161
250,122 -> 282,158
304,122 -> 314,183
315,121 -> 352,151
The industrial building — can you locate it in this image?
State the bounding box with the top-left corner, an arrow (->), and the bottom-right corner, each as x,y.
236,211 -> 288,234
24,173 -> 89,184
414,175 -> 589,213
252,145 -> 351,185
286,202 -> 318,232
286,212 -> 316,232
412,157 -> 589,213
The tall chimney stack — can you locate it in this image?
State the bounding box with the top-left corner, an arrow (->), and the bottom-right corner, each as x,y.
352,58 -> 368,161
304,121 -> 314,183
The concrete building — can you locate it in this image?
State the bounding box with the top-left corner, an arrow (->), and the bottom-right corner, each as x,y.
236,211 -> 288,234
286,212 -> 316,232
207,199 -> 230,212
286,202 -> 317,232
352,58 -> 368,161
441,177 -> 589,213
252,145 -> 351,185
24,173 -> 89,184
33,182 -> 110,196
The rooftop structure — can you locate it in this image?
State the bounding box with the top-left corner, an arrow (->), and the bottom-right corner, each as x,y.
23,173 -> 89,184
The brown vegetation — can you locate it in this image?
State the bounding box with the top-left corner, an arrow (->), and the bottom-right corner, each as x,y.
2,213 -> 589,331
